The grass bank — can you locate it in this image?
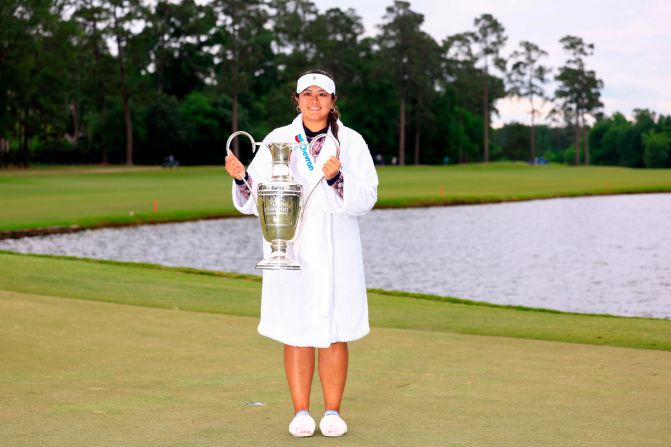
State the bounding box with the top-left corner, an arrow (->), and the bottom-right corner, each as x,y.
2,163 -> 670,234
1,251 -> 669,351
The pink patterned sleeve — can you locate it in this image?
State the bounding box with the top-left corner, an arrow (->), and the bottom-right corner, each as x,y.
236,174 -> 253,201
327,171 -> 344,199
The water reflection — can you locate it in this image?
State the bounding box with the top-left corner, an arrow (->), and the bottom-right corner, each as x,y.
2,194 -> 670,318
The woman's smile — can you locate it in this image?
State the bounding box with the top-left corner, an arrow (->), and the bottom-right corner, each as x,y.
298,86 -> 334,130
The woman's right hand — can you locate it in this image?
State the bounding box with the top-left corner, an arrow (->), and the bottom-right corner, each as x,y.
225,154 -> 246,180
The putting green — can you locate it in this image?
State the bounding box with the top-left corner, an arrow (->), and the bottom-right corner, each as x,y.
1,290 -> 670,447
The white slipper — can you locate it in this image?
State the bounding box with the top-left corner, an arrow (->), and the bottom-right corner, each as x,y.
289,411 -> 316,437
319,411 -> 348,437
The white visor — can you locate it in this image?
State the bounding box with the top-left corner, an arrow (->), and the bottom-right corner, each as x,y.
296,73 -> 336,95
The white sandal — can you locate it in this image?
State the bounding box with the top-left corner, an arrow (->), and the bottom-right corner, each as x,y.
288,410 -> 316,437
319,411 -> 348,437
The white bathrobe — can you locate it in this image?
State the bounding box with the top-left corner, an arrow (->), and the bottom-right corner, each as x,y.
231,114 -> 378,347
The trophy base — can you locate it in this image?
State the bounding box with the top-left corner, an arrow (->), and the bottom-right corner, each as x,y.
255,257 -> 302,270
256,241 -> 302,270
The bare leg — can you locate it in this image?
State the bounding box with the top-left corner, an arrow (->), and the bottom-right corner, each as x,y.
318,342 -> 349,412
284,345 -> 315,413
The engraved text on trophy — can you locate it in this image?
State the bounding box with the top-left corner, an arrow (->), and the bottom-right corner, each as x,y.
258,187 -> 301,242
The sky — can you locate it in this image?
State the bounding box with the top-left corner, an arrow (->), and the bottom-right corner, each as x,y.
312,0 -> 671,127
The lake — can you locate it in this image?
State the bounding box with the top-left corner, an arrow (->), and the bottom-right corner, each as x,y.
2,193 -> 670,318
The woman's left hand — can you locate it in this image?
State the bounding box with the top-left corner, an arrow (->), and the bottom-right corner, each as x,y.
323,156 -> 341,180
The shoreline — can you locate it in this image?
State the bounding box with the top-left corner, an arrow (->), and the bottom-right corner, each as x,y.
1,250 -> 670,352
1,249 -> 669,322
2,188 -> 670,240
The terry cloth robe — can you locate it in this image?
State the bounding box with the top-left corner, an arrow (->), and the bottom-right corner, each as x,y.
231,114 -> 378,348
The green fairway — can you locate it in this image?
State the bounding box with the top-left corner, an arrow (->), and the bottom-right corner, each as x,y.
1,251 -> 670,352
2,269 -> 670,446
375,163 -> 671,207
2,163 -> 670,233
0,166 -> 232,232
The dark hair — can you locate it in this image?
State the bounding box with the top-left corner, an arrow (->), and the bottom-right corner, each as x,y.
292,68 -> 340,143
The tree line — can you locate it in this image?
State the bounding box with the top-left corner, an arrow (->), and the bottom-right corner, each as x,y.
1,0 -> 669,168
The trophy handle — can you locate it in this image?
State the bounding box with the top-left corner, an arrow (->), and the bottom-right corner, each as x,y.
302,133 -> 341,209
226,131 -> 263,201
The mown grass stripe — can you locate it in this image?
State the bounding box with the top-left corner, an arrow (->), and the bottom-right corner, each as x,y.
1,251 -> 669,351
1,249 -> 648,318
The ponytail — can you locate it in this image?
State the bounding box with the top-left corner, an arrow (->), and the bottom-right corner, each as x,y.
328,104 -> 340,144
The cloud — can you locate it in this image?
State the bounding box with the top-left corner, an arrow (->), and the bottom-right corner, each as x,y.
314,0 -> 671,122
492,96 -> 555,128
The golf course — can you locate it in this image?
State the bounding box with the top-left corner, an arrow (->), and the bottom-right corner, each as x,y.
2,163 -> 671,446
3,162 -> 671,234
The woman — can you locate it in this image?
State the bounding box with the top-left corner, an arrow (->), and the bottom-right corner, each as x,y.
224,69 -> 378,437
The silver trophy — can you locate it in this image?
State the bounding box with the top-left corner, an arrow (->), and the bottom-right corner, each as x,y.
226,131 -> 340,270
